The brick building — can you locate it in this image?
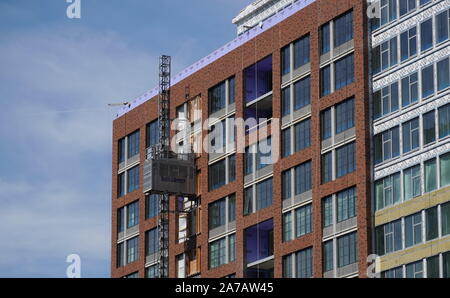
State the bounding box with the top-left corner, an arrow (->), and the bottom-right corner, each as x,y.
110,0 -> 450,278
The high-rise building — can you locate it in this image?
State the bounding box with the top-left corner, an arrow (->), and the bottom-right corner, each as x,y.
370,0 -> 450,278
111,0 -> 450,278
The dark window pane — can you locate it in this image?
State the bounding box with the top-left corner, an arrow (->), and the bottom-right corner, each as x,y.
334,11 -> 353,48
420,19 -> 433,51
294,35 -> 310,69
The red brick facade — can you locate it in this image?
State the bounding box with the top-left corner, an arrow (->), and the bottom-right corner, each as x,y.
111,0 -> 371,278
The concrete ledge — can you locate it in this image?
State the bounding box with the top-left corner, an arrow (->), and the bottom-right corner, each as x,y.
375,185 -> 450,226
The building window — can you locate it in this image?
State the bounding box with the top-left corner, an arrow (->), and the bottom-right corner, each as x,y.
294,35 -> 310,69
444,252 -> 450,278
229,234 -> 236,262
283,212 -> 293,242
334,54 -> 354,91
320,65 -> 331,97
126,236 -> 139,264
336,142 -> 356,178
177,254 -> 185,278
405,212 -> 422,248
422,64 -> 435,98
208,194 -> 235,230
322,151 -> 332,184
323,196 -> 333,227
382,267 -> 403,278
281,45 -> 290,76
335,97 -> 354,134
424,158 -> 437,193
127,130 -> 140,159
334,11 -> 353,48
337,232 -> 357,267
117,207 -> 124,233
118,138 -> 125,163
378,219 -> 402,255
402,117 -> 419,154
436,9 -> 449,44
229,154 -> 236,183
423,110 -> 436,145
294,76 -> 310,110
419,0 -> 432,5
295,204 -> 312,237
246,138 -> 272,174
400,26 -> 417,61
374,82 -> 399,119
320,23 -> 330,55
209,117 -> 235,153
117,242 -> 124,268
321,108 -> 332,140
229,195 -> 236,222
406,261 -> 423,278
283,254 -> 294,278
146,228 -> 159,257
209,155 -> 235,191
375,220 -> 397,256
374,126 -> 400,164
127,166 -> 140,193
420,19 -> 433,51
282,170 -> 292,201
296,247 -> 313,278
295,161 -> 312,195
375,172 -> 401,210
255,138 -> 272,171
282,127 -> 291,158
373,37 -> 398,74
426,206 -> 439,241
282,87 -> 290,116
371,0 -> 397,30
294,118 -> 311,152
256,178 -> 273,211
401,72 -> 418,107
399,0 -> 416,17
439,103 -> 450,139
146,120 -> 159,148
209,234 -> 235,269
245,147 -> 253,175
244,55 -> 272,102
336,187 -> 356,222
146,265 -> 158,278
145,194 -> 159,219
209,198 -> 226,230
244,187 -> 253,216
323,240 -> 334,272
208,77 -> 236,115
404,165 -> 421,200
229,77 -> 235,104
127,201 -> 139,228
118,172 -> 125,198
209,81 -> 226,114
437,57 -> 450,91
442,201 -> 450,236
209,159 -> 225,191
244,178 -> 273,215
441,152 -> 450,188
427,255 -> 440,278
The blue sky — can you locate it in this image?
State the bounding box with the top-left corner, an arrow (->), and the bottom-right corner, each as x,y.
0,0 -> 253,278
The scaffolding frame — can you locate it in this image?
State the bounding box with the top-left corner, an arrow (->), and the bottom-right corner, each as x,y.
157,55 -> 171,278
